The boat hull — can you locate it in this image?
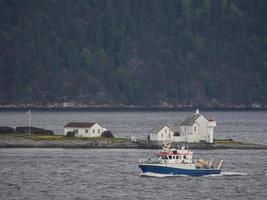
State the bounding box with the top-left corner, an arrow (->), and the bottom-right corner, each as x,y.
139,164 -> 221,176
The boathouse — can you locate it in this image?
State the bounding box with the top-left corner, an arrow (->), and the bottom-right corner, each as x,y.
173,109 -> 216,143
64,122 -> 107,137
149,125 -> 174,142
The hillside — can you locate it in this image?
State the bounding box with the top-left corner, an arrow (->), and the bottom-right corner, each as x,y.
0,0 -> 266,107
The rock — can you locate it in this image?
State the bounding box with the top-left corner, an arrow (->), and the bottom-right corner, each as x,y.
15,127 -> 54,135
101,130 -> 114,138
0,126 -> 15,134
66,131 -> 75,137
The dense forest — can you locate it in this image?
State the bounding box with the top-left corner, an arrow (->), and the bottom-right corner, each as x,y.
0,0 -> 266,107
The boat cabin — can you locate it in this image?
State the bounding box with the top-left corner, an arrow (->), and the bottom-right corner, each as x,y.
157,147 -> 193,164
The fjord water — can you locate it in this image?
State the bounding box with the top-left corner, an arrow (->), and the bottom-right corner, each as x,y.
0,111 -> 266,199
0,148 -> 266,200
0,111 -> 267,144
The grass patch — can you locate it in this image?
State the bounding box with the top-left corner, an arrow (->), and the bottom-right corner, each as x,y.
0,133 -> 129,143
214,139 -> 243,145
73,136 -> 129,143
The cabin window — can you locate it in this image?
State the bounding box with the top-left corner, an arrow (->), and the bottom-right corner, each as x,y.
93,129 -> 95,134
98,129 -> 100,133
85,129 -> 88,133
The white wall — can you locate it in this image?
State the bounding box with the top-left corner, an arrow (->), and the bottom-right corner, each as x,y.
149,126 -> 174,142
64,123 -> 105,137
177,115 -> 216,143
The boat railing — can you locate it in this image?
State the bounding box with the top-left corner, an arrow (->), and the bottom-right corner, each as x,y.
139,158 -> 161,164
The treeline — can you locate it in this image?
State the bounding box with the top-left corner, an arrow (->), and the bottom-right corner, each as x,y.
0,0 -> 266,107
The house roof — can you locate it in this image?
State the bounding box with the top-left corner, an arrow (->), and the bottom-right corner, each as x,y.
180,113 -> 202,126
64,122 -> 97,128
151,125 -> 169,134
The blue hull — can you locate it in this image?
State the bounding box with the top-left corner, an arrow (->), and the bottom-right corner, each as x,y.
139,164 -> 221,176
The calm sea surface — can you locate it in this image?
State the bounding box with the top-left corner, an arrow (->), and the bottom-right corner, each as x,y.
0,110 -> 266,144
0,148 -> 266,200
0,111 -> 266,200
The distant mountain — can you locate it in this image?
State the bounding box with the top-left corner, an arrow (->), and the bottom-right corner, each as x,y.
0,0 -> 266,108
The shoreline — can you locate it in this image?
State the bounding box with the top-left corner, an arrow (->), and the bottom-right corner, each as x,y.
0,136 -> 266,150
0,106 -> 266,112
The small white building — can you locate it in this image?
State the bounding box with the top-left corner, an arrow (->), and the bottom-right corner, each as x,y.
64,122 -> 107,137
149,125 -> 174,142
173,110 -> 216,143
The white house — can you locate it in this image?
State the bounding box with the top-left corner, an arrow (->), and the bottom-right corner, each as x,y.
149,125 -> 174,142
64,122 -> 107,137
173,109 -> 216,143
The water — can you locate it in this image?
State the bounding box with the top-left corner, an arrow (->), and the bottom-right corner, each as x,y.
0,111 -> 267,199
0,148 -> 266,200
0,111 -> 267,145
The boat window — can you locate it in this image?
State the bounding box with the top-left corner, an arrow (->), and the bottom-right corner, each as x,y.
184,155 -> 186,159
176,156 -> 178,159
168,156 -> 172,159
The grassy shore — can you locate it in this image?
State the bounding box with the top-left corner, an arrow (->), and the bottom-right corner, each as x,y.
0,133 -> 266,149
0,133 -> 129,143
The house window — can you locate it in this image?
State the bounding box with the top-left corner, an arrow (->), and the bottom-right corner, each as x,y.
93,129 -> 95,134
85,129 -> 88,133
98,129 -> 100,133
161,134 -> 163,138
194,126 -> 196,132
169,134 -> 171,138
165,129 -> 167,133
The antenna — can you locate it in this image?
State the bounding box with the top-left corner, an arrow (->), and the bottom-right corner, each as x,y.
28,110 -> 31,135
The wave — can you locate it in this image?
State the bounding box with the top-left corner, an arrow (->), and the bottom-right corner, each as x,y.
220,172 -> 248,176
204,172 -> 248,177
140,171 -> 248,178
139,172 -> 189,177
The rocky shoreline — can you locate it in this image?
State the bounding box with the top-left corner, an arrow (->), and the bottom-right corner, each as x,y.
0,137 -> 267,150
0,105 -> 266,111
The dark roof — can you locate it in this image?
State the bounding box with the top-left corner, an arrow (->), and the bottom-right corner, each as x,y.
180,114 -> 201,126
64,122 -> 96,128
151,125 -> 169,133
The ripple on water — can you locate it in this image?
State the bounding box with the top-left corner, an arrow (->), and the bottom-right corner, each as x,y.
0,148 -> 266,200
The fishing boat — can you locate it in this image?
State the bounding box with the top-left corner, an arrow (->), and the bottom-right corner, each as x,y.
138,144 -> 223,176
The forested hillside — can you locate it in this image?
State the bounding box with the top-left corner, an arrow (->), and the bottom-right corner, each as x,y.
0,0 -> 266,107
